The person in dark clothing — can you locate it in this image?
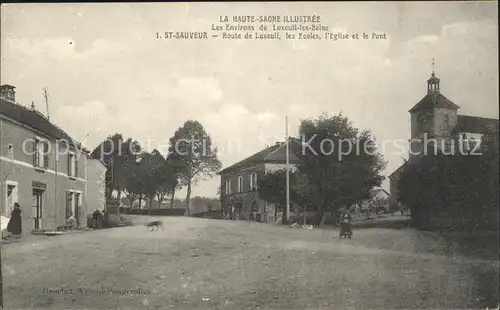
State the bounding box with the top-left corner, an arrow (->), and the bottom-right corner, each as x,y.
340,210 -> 353,235
92,209 -> 103,229
7,203 -> 22,235
207,204 -> 212,219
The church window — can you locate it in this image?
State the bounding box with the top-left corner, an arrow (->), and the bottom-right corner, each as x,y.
444,114 -> 449,128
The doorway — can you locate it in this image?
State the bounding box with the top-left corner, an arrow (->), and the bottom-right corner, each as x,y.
5,181 -> 18,217
66,191 -> 82,228
32,189 -> 44,230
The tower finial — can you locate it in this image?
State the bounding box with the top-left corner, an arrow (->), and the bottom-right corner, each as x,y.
432,58 -> 435,77
427,58 -> 440,93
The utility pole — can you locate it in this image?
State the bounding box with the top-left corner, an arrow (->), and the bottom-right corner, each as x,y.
285,116 -> 290,224
43,87 -> 50,120
1,242 -> 3,309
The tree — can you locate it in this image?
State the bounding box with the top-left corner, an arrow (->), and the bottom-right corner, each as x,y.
167,120 -> 222,216
258,168 -> 312,223
137,151 -> 163,209
148,150 -> 179,208
124,154 -> 148,209
398,126 -> 499,232
91,133 -> 141,202
297,113 -> 386,226
164,156 -> 184,209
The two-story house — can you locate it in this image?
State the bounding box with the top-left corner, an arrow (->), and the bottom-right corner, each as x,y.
1,84 -> 106,233
388,70 -> 499,210
218,140 -> 302,223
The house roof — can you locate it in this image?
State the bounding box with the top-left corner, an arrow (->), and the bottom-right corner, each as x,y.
370,188 -> 389,198
218,139 -> 302,174
388,161 -> 408,179
1,97 -> 90,153
408,92 -> 460,113
455,115 -> 499,134
88,157 -> 108,169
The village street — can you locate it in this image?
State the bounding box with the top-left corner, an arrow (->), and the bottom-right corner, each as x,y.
2,217 -> 499,310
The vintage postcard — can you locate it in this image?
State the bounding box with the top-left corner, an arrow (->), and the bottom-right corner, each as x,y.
0,2 -> 498,309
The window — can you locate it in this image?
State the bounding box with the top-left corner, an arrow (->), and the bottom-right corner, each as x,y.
249,173 -> 258,191
33,138 -> 48,169
225,179 -> 231,195
68,153 -> 77,178
443,114 -> 449,129
34,139 -> 43,167
7,144 -> 13,158
237,175 -> 243,192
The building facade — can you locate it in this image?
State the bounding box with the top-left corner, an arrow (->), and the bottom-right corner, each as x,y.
1,84 -> 102,233
219,141 -> 302,223
389,71 -> 499,209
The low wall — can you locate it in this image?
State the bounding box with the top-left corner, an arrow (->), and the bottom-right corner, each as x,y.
120,208 -> 186,216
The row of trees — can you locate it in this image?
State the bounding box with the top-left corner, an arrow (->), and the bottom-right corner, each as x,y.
90,120 -> 221,215
258,113 -> 387,225
90,113 -> 388,222
397,126 -> 499,232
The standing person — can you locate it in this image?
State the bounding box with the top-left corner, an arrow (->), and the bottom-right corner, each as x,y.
66,212 -> 76,229
7,203 -> 22,235
207,204 -> 212,219
92,209 -> 103,229
340,210 -> 353,236
102,209 -> 107,228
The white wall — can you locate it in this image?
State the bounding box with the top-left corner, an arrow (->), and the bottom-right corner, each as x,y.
86,158 -> 106,218
264,163 -> 298,174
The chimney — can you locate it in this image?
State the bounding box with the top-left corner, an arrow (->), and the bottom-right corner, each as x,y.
0,85 -> 16,102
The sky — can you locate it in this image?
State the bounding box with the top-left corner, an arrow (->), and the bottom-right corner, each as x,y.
1,2 -> 498,199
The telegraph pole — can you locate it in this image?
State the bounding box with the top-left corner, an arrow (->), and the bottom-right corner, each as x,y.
285,116 -> 290,224
1,242 -> 3,309
1,243 -> 3,309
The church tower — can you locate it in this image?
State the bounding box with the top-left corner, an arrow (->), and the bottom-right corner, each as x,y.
408,60 -> 460,156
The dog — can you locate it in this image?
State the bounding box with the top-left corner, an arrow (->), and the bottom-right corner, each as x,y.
145,220 -> 163,231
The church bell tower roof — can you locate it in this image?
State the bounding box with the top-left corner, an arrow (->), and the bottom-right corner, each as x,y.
409,59 -> 460,113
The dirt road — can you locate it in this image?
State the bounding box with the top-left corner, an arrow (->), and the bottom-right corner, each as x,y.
2,217 -> 498,309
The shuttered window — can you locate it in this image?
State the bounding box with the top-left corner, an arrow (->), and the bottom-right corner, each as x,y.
43,141 -> 49,168
33,139 -> 39,166
67,153 -> 71,176
75,157 -> 79,177
33,138 -> 47,169
249,173 -> 258,191
237,176 -> 243,192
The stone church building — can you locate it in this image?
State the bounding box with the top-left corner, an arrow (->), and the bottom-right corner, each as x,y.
389,70 -> 499,210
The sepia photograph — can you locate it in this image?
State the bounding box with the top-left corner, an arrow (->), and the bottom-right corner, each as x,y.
0,2 -> 498,309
